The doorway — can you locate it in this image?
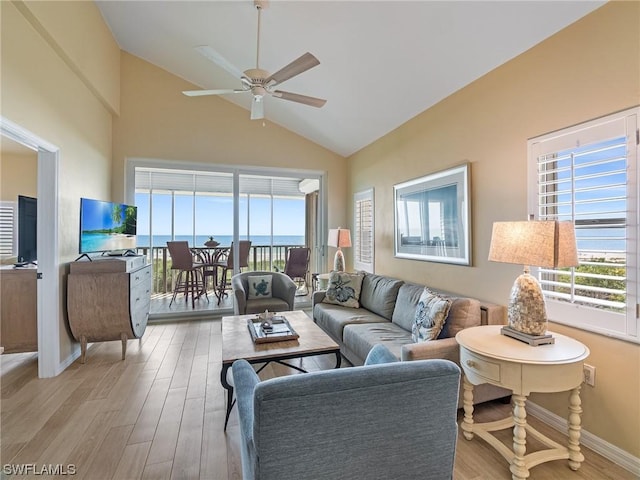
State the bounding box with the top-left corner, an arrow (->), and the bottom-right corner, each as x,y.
1,116 -> 60,378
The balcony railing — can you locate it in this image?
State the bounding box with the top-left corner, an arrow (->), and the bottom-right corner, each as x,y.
135,244 -> 300,295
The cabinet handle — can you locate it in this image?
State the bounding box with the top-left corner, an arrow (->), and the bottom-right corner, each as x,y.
466,360 -> 477,368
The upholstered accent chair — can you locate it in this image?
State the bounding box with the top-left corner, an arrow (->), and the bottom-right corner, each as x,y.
231,270 -> 297,315
232,344 -> 461,480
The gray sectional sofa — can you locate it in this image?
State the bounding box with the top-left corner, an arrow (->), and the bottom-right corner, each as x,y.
312,272 -> 510,405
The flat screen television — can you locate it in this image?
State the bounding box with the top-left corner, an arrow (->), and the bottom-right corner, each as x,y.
79,198 -> 137,254
17,195 -> 37,264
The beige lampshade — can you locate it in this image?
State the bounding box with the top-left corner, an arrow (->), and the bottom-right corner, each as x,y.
328,228 -> 352,248
488,221 -> 578,268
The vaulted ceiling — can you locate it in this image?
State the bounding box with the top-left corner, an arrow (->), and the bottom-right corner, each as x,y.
97,1 -> 605,157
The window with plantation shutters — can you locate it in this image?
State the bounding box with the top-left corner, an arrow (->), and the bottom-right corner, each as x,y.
528,107 -> 639,341
0,201 -> 16,258
354,189 -> 374,273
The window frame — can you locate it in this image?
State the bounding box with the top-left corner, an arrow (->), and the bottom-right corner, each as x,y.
527,107 -> 639,343
353,188 -> 374,273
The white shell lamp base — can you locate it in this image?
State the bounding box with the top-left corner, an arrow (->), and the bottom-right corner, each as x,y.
333,248 -> 345,272
508,272 -> 548,335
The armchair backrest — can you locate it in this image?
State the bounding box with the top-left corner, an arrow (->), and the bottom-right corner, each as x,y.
233,357 -> 460,480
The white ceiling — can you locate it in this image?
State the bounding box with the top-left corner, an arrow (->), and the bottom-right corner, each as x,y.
96,1 -> 605,157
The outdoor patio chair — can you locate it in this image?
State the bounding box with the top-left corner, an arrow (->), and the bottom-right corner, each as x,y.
214,240 -> 252,304
283,247 -> 310,296
167,241 -> 208,308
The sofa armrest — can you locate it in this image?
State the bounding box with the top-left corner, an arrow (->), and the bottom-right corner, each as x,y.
232,275 -> 247,315
232,359 -> 260,463
312,290 -> 326,309
400,337 -> 460,364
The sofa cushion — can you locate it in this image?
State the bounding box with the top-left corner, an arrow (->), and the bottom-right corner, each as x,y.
391,283 -> 425,331
359,274 -> 404,320
247,274 -> 272,299
314,303 -> 389,342
438,296 -> 481,338
412,288 -> 452,342
392,283 -> 482,339
322,272 -> 364,308
343,323 -> 410,362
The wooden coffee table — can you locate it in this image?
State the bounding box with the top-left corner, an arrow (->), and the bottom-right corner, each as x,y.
220,310 -> 341,430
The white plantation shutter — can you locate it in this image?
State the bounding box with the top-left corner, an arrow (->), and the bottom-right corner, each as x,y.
354,189 -> 374,272
0,201 -> 16,257
528,108 -> 639,340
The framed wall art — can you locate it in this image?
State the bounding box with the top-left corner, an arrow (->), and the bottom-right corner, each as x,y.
393,163 -> 471,265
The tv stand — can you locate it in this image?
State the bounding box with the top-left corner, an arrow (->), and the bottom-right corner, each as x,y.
67,257 -> 150,363
75,253 -> 93,262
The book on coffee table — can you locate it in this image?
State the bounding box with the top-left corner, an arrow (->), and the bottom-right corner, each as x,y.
500,326 -> 555,346
247,316 -> 300,344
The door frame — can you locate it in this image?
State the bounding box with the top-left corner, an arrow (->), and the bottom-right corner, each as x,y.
1,116 -> 60,378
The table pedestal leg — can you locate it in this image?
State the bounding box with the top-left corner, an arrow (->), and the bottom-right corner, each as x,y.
568,386 -> 584,470
462,375 -> 475,440
510,393 -> 529,480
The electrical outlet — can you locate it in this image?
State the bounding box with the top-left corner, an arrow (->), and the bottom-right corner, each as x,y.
583,364 -> 596,386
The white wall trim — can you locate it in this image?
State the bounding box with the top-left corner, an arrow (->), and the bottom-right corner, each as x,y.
528,401 -> 640,475
1,116 -> 61,378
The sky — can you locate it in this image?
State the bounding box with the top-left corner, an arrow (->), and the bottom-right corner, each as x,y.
135,193 -> 305,237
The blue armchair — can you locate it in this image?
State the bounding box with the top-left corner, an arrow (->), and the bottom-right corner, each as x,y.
231,344 -> 461,480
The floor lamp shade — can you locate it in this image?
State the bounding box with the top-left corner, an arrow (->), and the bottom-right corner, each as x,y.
328,228 -> 351,272
488,221 -> 578,335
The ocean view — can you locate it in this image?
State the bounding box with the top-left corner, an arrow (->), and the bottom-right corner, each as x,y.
136,235 -> 305,248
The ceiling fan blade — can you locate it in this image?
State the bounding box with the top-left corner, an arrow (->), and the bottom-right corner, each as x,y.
272,90 -> 326,108
264,52 -> 320,86
195,45 -> 245,80
250,96 -> 264,120
182,89 -> 245,97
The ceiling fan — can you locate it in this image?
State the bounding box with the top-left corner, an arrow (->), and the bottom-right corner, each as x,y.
182,0 -> 326,120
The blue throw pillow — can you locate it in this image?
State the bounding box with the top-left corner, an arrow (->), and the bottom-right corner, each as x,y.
412,288 -> 452,342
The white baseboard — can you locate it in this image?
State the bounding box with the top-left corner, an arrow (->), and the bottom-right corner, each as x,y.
55,346 -> 81,376
527,401 -> 640,475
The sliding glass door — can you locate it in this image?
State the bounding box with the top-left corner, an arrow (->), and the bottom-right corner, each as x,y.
133,165 -> 321,294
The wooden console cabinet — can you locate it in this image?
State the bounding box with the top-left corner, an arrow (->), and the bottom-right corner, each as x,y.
1,265 -> 38,353
67,256 -> 150,363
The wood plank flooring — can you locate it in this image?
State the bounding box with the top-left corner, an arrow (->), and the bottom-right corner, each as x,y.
1,319 -> 636,480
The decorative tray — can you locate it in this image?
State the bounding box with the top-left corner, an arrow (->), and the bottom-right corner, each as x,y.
247,316 -> 299,344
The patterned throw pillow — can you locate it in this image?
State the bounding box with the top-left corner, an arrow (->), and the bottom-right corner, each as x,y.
412,288 -> 452,342
322,271 -> 364,308
247,275 -> 273,299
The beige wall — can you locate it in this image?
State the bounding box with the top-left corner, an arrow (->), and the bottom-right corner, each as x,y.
0,152 -> 37,202
1,1 -> 120,363
347,2 -> 640,457
112,52 -> 347,272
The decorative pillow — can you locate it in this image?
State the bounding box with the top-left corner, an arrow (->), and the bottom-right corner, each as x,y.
322,271 -> 364,308
247,275 -> 273,299
412,288 -> 452,342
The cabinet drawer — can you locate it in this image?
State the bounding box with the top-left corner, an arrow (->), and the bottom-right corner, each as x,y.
130,265 -> 151,288
461,349 -> 501,383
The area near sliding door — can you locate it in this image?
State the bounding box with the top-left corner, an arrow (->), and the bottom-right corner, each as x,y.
126,159 -> 325,296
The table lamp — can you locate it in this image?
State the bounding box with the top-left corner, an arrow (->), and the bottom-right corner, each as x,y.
328,228 -> 351,272
488,220 -> 578,336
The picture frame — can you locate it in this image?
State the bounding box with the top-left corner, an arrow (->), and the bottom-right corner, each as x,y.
393,163 -> 471,265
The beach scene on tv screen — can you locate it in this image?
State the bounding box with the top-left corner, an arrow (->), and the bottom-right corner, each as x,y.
81,200 -> 137,253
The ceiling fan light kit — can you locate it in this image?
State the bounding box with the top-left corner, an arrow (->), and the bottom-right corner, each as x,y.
182,0 -> 326,120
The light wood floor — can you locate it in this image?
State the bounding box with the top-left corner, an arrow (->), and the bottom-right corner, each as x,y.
1,319 -> 635,480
